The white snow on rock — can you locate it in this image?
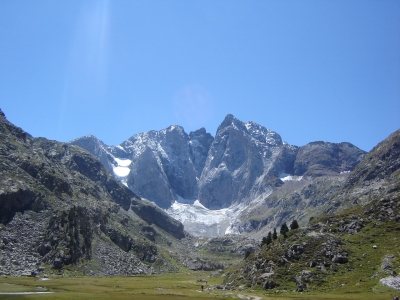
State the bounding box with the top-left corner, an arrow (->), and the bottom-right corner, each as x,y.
166,199 -> 228,225
165,197 -> 239,237
112,158 -> 132,185
113,166 -> 130,177
279,173 -> 303,182
114,157 -> 132,167
165,193 -> 268,237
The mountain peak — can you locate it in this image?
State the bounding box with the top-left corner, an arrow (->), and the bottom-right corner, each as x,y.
165,124 -> 185,133
217,114 -> 246,133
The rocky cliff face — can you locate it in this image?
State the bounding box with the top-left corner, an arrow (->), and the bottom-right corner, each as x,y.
70,126 -> 214,208
197,115 -> 366,209
198,115 -> 284,209
71,114 -> 365,211
189,128 -> 214,178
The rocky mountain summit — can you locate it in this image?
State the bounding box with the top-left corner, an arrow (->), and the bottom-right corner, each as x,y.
71,114 -> 366,236
1,108 -> 258,277
198,115 -> 365,209
70,126 -> 214,208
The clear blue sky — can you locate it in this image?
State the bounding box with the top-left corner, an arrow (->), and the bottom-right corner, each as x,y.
1,1 -> 399,152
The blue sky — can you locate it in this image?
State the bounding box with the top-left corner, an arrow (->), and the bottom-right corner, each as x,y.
1,1 -> 399,152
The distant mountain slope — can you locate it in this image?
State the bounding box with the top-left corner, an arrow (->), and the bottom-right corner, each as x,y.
326,128 -> 400,212
293,141 -> 365,177
70,126 -> 214,208
237,128 -> 400,238
197,115 -> 366,209
71,114 -> 366,213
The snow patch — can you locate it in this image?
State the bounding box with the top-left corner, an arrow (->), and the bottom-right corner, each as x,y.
112,157 -> 132,178
113,167 -> 130,177
167,200 -> 229,225
176,195 -> 196,205
166,192 -> 271,237
165,197 -> 249,237
279,173 -> 303,182
114,157 -> 132,167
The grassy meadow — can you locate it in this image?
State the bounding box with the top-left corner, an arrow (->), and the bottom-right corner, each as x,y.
0,272 -> 398,300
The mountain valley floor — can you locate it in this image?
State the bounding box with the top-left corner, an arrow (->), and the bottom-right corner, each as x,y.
0,272 -> 398,300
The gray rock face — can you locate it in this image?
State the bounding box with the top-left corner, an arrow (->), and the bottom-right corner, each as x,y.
69,135 -> 115,174
197,116 -> 366,210
70,114 -> 366,213
294,141 -> 366,177
121,126 -> 201,207
127,146 -> 174,208
71,125 -> 213,208
198,115 -> 286,209
189,128 -> 214,178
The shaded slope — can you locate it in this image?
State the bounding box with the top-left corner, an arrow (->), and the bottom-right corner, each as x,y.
0,108 -> 186,276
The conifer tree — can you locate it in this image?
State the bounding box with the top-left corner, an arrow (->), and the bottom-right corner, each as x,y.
267,231 -> 272,245
272,228 -> 277,240
290,219 -> 299,230
261,236 -> 268,247
261,232 -> 273,247
280,223 -> 289,238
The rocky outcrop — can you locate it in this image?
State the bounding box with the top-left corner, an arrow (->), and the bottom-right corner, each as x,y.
130,198 -> 185,239
68,135 -> 115,174
0,108 -> 188,276
40,206 -> 93,269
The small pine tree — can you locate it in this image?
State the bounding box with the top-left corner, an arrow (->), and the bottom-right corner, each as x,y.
280,223 -> 289,238
290,219 -> 299,230
272,228 -> 277,240
261,236 -> 268,247
267,232 -> 272,245
261,232 -> 273,247
244,249 -> 252,259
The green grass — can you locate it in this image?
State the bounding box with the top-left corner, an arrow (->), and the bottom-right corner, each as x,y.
221,197 -> 400,300
0,273 -> 398,300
